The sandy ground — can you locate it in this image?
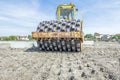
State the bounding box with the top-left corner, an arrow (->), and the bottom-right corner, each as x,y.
0,42 -> 120,80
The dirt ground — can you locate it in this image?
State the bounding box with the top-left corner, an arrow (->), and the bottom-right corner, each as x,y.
0,42 -> 120,80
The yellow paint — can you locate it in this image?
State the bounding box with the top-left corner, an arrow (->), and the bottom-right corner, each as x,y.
32,32 -> 83,39
57,7 -> 60,21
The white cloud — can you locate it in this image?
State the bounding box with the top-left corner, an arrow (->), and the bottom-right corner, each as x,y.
0,0 -> 55,36
0,26 -> 31,36
82,0 -> 120,35
84,25 -> 120,34
0,0 -> 120,36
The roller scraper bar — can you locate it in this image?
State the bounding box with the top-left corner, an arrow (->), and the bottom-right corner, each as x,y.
32,20 -> 84,52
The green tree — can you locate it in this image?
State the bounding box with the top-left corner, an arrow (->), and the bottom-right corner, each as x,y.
94,32 -> 101,41
94,32 -> 99,37
84,34 -> 94,40
3,37 -> 10,41
9,36 -> 17,40
117,35 -> 120,39
28,35 -> 32,40
110,35 -> 120,40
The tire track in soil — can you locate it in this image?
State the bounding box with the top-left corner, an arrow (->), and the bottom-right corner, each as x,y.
89,58 -> 119,80
86,48 -> 120,80
47,52 -> 63,80
57,53 -> 80,80
19,52 -> 50,80
31,52 -> 57,80
73,49 -> 120,80
57,52 -> 65,80
0,42 -> 120,80
71,53 -> 87,79
57,53 -> 70,80
0,51 -> 50,80
64,54 -> 75,80
0,51 -> 35,80
56,52 -> 64,80
72,52 -> 106,80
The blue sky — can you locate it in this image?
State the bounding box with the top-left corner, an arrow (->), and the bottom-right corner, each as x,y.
0,0 -> 120,36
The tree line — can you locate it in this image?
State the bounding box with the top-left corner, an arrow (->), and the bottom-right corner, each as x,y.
84,33 -> 120,41
0,35 -> 33,41
0,33 -> 120,41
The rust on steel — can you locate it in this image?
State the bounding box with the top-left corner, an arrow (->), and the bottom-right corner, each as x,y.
32,32 -> 83,39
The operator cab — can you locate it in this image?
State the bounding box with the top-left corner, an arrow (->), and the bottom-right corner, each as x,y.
56,3 -> 78,21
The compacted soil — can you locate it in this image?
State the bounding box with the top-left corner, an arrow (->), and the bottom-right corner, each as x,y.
0,42 -> 120,80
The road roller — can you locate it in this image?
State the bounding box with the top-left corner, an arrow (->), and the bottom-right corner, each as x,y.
32,3 -> 84,52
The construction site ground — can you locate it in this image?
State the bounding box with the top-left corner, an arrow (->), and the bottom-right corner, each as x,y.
0,41 -> 120,80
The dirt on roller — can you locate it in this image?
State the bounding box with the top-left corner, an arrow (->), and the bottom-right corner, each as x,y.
0,42 -> 120,80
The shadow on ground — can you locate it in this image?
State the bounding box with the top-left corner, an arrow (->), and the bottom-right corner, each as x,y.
25,44 -> 40,52
25,44 -> 79,54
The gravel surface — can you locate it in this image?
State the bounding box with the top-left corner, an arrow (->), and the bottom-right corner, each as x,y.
0,42 -> 120,80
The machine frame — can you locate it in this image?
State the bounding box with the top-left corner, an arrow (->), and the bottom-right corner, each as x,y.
56,3 -> 76,21
32,3 -> 84,51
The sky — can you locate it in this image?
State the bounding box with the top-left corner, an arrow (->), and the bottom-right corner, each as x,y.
0,0 -> 120,36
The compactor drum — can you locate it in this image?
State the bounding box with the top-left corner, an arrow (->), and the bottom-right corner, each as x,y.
32,3 -> 84,52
